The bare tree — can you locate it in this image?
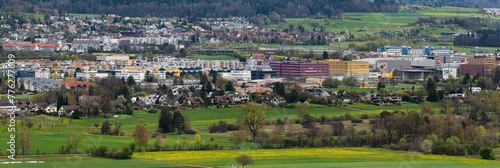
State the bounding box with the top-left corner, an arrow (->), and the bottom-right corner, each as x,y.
18,130 -> 33,155
134,124 -> 149,151
237,102 -> 268,141
25,119 -> 34,130
230,130 -> 248,149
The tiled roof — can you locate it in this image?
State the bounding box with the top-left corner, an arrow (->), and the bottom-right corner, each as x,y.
61,80 -> 92,88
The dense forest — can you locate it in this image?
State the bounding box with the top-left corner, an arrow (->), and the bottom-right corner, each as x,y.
0,0 -> 399,18
454,29 -> 500,47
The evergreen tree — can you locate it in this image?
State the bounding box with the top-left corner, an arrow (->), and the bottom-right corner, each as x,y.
469,111 -> 479,122
127,76 -> 136,86
322,51 -> 329,59
118,85 -> 130,100
172,111 -> 185,134
158,107 -> 173,133
426,77 -> 439,102
225,81 -> 234,91
273,82 -> 286,97
71,110 -> 81,119
479,111 -> 490,126
125,103 -> 133,115
462,73 -> 470,84
377,81 -> 385,90
101,120 -> 111,135
287,89 -> 299,103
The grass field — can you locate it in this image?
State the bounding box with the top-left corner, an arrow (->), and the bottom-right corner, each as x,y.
264,6 -> 490,36
134,147 -> 500,167
1,100 -> 443,155
0,155 -> 186,168
0,94 -> 34,100
0,101 -> 436,155
188,55 -> 237,60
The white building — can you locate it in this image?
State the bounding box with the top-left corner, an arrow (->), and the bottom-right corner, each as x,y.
96,56 -> 129,62
469,87 -> 481,93
221,70 -> 251,81
76,72 -> 109,79
115,70 -> 166,83
116,70 -> 145,83
441,67 -> 458,80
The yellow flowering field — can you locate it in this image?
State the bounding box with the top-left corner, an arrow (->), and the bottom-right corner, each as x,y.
133,147 -> 499,167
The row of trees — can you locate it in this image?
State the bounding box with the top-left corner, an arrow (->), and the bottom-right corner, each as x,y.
229,97 -> 498,159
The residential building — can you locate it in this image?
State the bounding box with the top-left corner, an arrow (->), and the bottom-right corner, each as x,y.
379,46 -> 453,56
22,78 -> 62,91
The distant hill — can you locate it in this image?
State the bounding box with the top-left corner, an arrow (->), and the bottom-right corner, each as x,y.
0,0 -> 399,18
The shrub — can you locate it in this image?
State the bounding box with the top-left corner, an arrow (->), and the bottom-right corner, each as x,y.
421,139 -> 433,154
208,121 -> 239,133
480,147 -> 495,160
184,127 -> 197,134
351,118 -> 363,123
361,114 -> 369,119
344,113 -> 352,120
90,144 -> 132,159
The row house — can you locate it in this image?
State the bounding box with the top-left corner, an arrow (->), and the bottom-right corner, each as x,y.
2,43 -> 60,52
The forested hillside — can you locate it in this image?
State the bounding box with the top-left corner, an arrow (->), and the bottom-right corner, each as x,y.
0,0 -> 399,17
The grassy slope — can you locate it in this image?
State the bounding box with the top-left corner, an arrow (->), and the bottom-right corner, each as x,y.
264,6 -> 491,37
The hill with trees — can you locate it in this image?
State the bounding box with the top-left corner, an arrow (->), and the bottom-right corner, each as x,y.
0,0 -> 399,18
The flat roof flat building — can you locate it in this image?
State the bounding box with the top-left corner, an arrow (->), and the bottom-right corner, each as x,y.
270,61 -> 329,79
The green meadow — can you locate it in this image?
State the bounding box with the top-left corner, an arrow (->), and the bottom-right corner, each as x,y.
133,147 -> 500,168
264,6 -> 490,36
0,155 -> 185,168
188,54 -> 237,60
0,100 -> 440,155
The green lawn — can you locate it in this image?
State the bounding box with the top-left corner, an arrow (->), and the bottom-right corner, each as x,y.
0,103 -> 409,155
0,94 -> 34,100
188,55 -> 237,60
0,106 -> 355,155
0,155 -> 185,168
320,83 -> 428,93
134,147 -> 500,168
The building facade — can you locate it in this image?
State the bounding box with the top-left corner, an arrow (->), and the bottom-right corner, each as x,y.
460,56 -> 498,76
312,59 -> 369,76
269,61 -> 329,78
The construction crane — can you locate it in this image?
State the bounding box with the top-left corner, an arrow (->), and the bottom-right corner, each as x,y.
122,67 -> 181,77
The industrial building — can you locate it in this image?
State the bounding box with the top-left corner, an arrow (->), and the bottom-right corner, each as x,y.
269,61 -> 329,79
312,59 -> 369,76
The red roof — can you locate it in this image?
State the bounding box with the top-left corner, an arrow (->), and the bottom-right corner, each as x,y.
61,80 -> 92,89
251,53 -> 266,59
19,43 -> 38,48
39,43 -> 59,48
2,43 -> 15,48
